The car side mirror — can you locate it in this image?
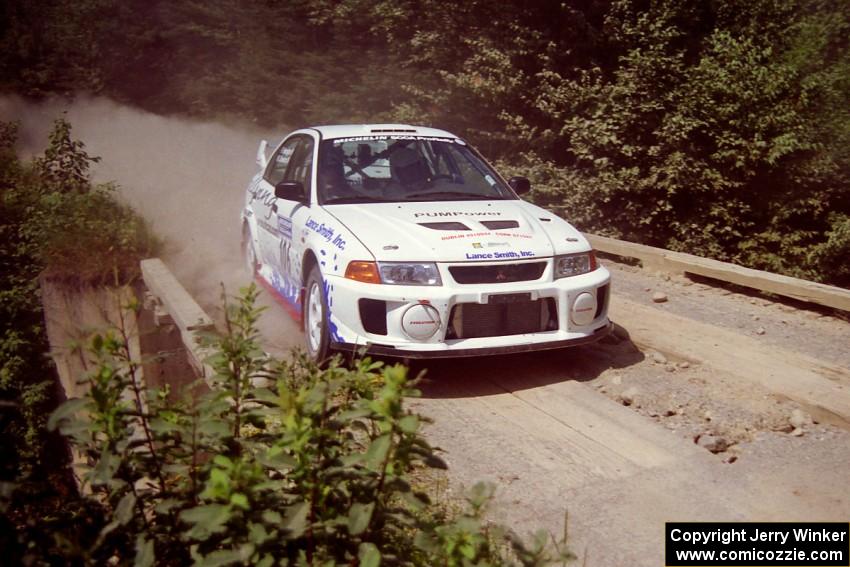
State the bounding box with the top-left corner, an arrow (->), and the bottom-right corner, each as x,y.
508,176 -> 531,196
274,180 -> 306,202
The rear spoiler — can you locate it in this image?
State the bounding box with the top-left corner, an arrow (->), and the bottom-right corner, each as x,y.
256,140 -> 268,169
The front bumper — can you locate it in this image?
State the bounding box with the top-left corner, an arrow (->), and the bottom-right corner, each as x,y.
322,260 -> 612,359
332,321 -> 612,358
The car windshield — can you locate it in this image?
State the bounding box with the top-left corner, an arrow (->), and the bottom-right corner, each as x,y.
317,136 -> 516,204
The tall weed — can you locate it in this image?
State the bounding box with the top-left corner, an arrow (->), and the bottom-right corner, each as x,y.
37,285 -> 573,566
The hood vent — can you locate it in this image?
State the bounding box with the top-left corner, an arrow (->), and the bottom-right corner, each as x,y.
419,222 -> 470,231
480,220 -> 519,230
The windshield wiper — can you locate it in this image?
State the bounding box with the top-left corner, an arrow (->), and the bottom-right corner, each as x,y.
322,196 -> 391,205
404,190 -> 500,201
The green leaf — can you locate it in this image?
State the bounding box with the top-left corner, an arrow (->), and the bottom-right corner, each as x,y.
347,501 -> 375,535
398,414 -> 419,433
460,541 -> 476,559
467,481 -> 495,509
179,504 -> 232,539
212,455 -> 233,469
261,510 -> 282,525
251,387 -> 278,404
115,492 -> 137,525
358,542 -> 381,567
148,417 -> 183,436
249,522 -> 271,545
47,398 -> 87,431
401,490 -> 429,511
340,453 -> 365,467
198,419 -> 230,438
134,535 -> 155,567
201,467 -> 231,500
154,498 -> 183,515
365,434 -> 391,470
258,447 -> 297,469
337,407 -> 372,421
197,545 -> 255,567
91,449 -> 121,486
230,493 -> 249,510
282,501 -> 309,538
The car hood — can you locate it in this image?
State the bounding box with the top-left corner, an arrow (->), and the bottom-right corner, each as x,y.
323,200 -> 590,262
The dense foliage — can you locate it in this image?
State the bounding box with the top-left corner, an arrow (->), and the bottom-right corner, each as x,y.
11,286 -> 571,566
0,119 -> 160,556
2,0 -> 848,285
0,121 -> 68,523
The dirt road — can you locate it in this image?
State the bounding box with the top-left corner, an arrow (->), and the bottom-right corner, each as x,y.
8,97 -> 849,566
408,291 -> 849,565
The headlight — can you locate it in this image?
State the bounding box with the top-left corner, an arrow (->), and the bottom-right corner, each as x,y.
378,262 -> 442,286
554,251 -> 597,279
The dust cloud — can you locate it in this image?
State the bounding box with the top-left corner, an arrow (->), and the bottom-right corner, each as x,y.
0,95 -> 301,353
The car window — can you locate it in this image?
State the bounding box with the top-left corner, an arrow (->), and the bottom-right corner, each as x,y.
265,138 -> 299,186
317,136 -> 516,204
284,137 -> 314,194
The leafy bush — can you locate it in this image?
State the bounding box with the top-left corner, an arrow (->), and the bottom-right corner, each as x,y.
37,285 -> 573,566
4,0 -> 849,286
0,117 -> 162,558
313,0 -> 850,288
0,120 -> 72,502
31,184 -> 161,285
25,117 -> 161,285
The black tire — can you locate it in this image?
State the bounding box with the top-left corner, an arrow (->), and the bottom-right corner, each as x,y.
242,224 -> 258,277
303,265 -> 331,362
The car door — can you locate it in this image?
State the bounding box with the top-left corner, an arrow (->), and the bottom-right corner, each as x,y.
253,137 -> 300,268
274,135 -> 314,292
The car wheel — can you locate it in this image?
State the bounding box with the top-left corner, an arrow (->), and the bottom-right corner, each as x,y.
242,224 -> 258,277
304,265 -> 331,362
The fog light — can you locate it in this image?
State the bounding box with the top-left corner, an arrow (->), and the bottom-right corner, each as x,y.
401,303 -> 441,340
571,292 -> 597,326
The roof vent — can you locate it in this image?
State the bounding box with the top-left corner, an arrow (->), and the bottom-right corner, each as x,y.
419,222 -> 470,231
480,220 -> 520,230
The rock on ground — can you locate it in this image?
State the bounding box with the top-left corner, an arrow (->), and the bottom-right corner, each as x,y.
696,434 -> 729,454
789,409 -> 813,429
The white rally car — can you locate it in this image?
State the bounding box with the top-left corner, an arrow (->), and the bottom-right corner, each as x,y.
241,124 -> 611,360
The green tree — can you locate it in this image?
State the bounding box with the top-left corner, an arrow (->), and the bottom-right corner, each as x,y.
2,0 -> 848,284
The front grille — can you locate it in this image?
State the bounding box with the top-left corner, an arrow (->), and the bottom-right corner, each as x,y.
446,298 -> 557,339
449,262 -> 546,284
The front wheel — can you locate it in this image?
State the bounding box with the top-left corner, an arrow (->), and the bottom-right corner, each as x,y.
304,265 -> 331,362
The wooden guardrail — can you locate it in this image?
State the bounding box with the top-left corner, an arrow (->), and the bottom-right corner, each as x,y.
586,234 -> 850,313
140,258 -> 216,380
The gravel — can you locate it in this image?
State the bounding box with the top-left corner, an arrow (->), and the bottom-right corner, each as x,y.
604,261 -> 850,369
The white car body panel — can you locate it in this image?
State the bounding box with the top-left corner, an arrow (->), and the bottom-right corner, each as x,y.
242,124 -> 611,358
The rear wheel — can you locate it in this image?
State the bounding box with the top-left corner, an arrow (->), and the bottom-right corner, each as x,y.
242,224 -> 258,277
304,265 -> 331,362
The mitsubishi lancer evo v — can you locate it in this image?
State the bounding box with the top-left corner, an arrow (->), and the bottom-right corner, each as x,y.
241,124 -> 611,361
